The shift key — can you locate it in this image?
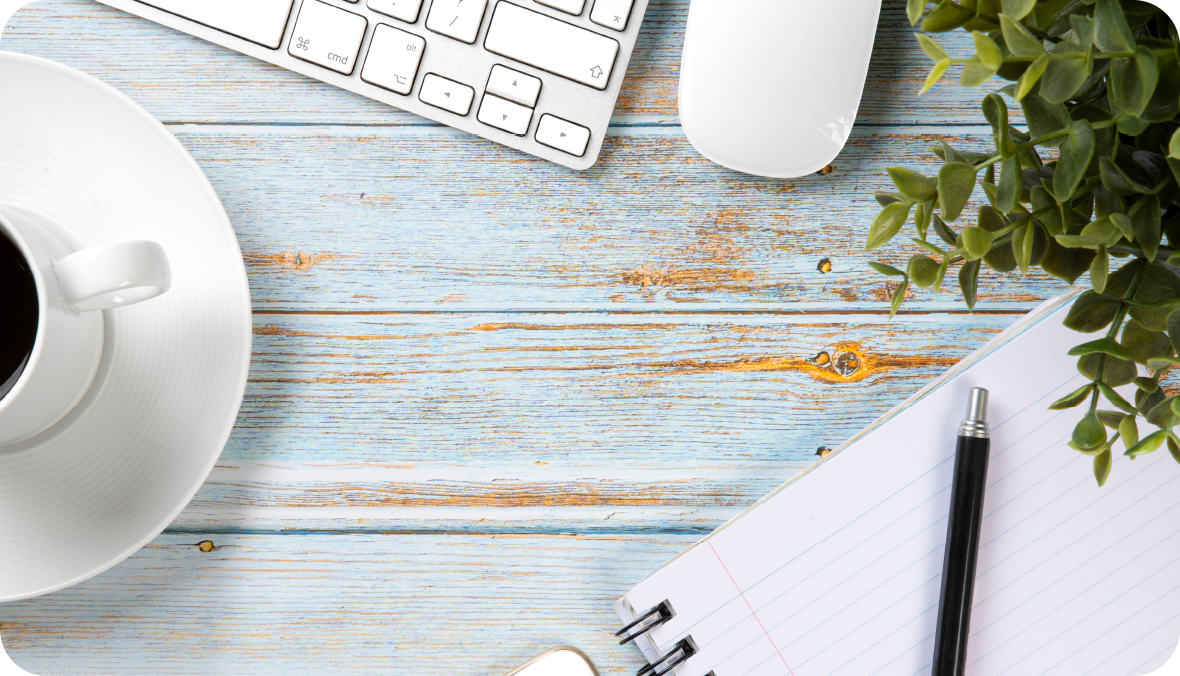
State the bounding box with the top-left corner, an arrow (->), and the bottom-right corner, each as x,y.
484,2 -> 619,90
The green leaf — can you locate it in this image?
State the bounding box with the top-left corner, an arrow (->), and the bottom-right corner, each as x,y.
867,202 -> 912,250
1090,246 -> 1109,293
1126,429 -> 1168,456
908,255 -> 941,288
1169,127 -> 1180,160
915,202 -> 932,240
1094,447 -> 1113,486
1040,42 -> 1093,103
1015,54 -> 1050,101
959,227 -> 995,260
1120,414 -> 1140,449
1079,352 -> 1139,387
1068,337 -> 1131,360
933,214 -> 958,246
1000,0 -> 1035,21
1073,413 -> 1107,451
1013,220 -> 1034,273
1097,409 -> 1126,429
874,193 -> 906,208
1128,261 -> 1180,331
1094,0 -> 1136,53
979,206 -> 1017,272
1096,382 -> 1135,413
1169,307 -> 1180,354
922,59 -> 952,94
888,167 -> 938,202
1000,13 -> 1046,57
923,0 -> 971,32
1043,237 -> 1097,283
1070,14 -> 1096,54
1110,49 -> 1160,119
907,0 -> 926,25
982,94 -> 1017,159
959,259 -> 981,309
1143,41 -> 1180,122
1100,156 -> 1152,195
1135,376 -> 1160,392
961,55 -> 1001,87
1050,383 -> 1095,409
1129,195 -> 1161,262
939,162 -> 978,222
868,261 -> 906,277
934,256 -> 950,290
1148,396 -> 1180,428
1148,356 -> 1180,371
1171,434 -> 1180,464
973,30 -> 1004,70
1065,292 -> 1122,333
1054,120 -> 1095,202
890,278 -> 909,319
1121,320 -> 1170,366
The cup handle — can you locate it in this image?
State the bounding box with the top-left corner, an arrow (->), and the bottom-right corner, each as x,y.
53,241 -> 171,312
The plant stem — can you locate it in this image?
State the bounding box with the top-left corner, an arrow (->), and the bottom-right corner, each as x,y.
1090,263 -> 1149,414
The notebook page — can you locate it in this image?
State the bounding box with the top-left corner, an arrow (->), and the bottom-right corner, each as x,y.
619,297 -> 1180,676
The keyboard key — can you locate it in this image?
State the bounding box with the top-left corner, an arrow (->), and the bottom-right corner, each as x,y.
288,0 -> 368,75
425,0 -> 489,44
535,0 -> 585,15
367,0 -> 423,23
477,94 -> 534,135
419,73 -> 475,115
484,2 -> 619,90
535,114 -> 590,156
486,65 -> 541,107
361,24 -> 426,95
589,0 -> 633,31
137,0 -> 295,49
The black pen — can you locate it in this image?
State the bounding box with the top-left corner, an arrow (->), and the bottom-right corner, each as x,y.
932,387 -> 991,676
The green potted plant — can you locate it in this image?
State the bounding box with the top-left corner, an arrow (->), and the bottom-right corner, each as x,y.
868,0 -> 1180,485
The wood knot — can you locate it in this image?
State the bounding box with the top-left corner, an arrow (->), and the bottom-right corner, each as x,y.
815,164 -> 836,176
811,346 -> 864,379
817,257 -> 832,274
815,446 -> 832,457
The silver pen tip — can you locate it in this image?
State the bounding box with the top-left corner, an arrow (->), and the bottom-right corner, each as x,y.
965,387 -> 989,423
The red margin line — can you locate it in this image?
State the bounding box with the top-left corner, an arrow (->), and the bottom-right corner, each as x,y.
709,541 -> 796,676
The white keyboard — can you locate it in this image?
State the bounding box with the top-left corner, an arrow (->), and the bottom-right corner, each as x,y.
97,0 -> 648,169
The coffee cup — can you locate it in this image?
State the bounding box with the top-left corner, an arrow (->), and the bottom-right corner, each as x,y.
0,204 -> 170,446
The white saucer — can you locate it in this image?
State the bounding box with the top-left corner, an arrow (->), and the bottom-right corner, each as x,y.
0,51 -> 252,602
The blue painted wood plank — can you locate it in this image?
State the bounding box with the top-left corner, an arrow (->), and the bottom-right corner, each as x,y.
144,311 -> 1033,534
152,126 -> 1064,311
2,1 -> 1001,128
0,533 -> 693,675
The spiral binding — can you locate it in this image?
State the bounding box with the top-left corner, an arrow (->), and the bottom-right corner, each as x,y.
615,600 -> 673,645
636,638 -> 695,676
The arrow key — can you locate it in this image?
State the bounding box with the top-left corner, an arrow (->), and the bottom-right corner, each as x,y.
535,114 -> 590,156
486,64 -> 542,107
419,73 -> 475,115
477,93 -> 534,135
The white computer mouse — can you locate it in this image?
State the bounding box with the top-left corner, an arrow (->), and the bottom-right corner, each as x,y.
505,647 -> 599,676
679,0 -> 883,178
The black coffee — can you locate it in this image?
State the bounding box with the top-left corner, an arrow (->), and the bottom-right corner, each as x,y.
0,230 -> 38,401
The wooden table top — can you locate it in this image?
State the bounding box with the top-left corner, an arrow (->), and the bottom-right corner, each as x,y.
0,1 -> 1064,673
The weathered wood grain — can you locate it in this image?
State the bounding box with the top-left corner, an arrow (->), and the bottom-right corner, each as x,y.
159,126 -> 1062,311
0,533 -> 693,675
148,312 -> 1020,533
3,1 -> 1011,128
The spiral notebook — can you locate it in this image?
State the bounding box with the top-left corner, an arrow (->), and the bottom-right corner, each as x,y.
615,293 -> 1180,676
